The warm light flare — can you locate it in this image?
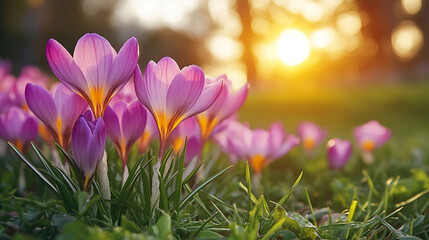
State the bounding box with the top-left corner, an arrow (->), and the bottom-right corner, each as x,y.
276,29 -> 311,66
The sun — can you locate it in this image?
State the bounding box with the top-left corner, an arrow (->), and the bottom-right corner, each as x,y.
276,29 -> 311,66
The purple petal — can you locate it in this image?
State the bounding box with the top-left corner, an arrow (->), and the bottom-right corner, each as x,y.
122,100 -> 147,145
107,37 -> 139,95
166,65 -> 205,117
73,33 -> 114,88
271,134 -> 300,160
187,75 -> 223,117
25,83 -> 58,129
103,104 -> 122,144
327,138 -> 352,170
20,116 -> 39,144
46,39 -> 89,96
205,76 -> 248,122
87,118 -> 106,176
72,116 -> 92,175
54,84 -> 88,134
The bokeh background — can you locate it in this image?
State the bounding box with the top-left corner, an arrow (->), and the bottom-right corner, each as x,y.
1,0 -> 429,139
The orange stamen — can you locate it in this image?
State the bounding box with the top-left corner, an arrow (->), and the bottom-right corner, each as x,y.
89,87 -> 105,118
303,137 -> 315,150
250,154 -> 265,174
362,140 -> 375,152
56,118 -> 63,147
197,115 -> 218,142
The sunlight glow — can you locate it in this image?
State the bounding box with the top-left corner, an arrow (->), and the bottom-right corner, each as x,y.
310,28 -> 335,49
401,0 -> 422,15
336,12 -> 361,36
391,21 -> 423,60
207,35 -> 243,61
276,29 -> 311,66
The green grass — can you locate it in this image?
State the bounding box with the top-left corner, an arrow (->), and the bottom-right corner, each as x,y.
1,81 -> 429,239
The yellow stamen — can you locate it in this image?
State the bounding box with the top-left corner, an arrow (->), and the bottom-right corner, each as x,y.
89,87 -> 105,118
138,131 -> 151,153
362,140 -> 375,152
38,125 -> 53,144
250,154 -> 265,174
119,137 -> 127,161
15,140 -> 24,152
56,118 -> 63,147
84,175 -> 92,191
172,137 -> 184,155
303,137 -> 315,150
197,115 -> 218,142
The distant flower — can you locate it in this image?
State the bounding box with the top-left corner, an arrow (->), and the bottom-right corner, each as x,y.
354,120 -> 391,152
354,120 -> 391,164
196,75 -> 248,142
226,121 -> 299,174
46,33 -> 139,118
327,138 -> 352,170
71,116 -> 106,191
104,100 -> 147,170
170,117 -> 201,165
297,121 -> 326,151
134,57 -> 223,159
25,83 -> 88,150
11,66 -> 50,108
0,106 -> 38,151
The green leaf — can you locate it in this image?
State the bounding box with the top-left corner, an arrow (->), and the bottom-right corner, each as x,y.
179,165 -> 232,210
8,142 -> 58,194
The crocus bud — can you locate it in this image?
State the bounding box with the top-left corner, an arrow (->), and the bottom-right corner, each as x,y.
327,138 -> 352,170
71,116 -> 106,191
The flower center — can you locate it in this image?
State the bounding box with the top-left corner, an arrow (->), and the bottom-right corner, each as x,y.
250,154 -> 265,174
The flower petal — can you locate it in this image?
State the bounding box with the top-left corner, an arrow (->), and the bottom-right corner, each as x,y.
166,65 -> 205,117
54,84 -> 88,133
122,100 -> 147,145
46,39 -> 89,96
107,37 -> 139,95
25,83 -> 58,130
187,75 -> 223,117
73,33 -> 114,88
103,104 -> 122,144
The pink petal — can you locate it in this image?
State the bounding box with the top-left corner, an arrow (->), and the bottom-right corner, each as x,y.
46,39 -> 89,96
73,33 -> 114,88
122,100 -> 147,145
107,37 -> 139,96
166,65 -> 205,117
187,75 -> 223,117
54,84 -> 88,133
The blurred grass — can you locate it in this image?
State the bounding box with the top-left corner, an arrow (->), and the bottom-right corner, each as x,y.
239,81 -> 429,141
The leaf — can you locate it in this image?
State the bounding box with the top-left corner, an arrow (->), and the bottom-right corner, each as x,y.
179,165 -> 232,210
8,142 -> 58,194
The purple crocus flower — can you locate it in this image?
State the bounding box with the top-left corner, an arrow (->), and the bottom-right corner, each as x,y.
196,75 -> 248,143
226,121 -> 299,174
25,83 -> 88,150
354,120 -> 391,153
297,121 -> 326,151
71,116 -> 106,191
104,100 -> 147,170
0,106 -> 38,151
134,57 -> 223,159
327,138 -> 352,170
170,117 -> 201,165
46,33 -> 139,118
